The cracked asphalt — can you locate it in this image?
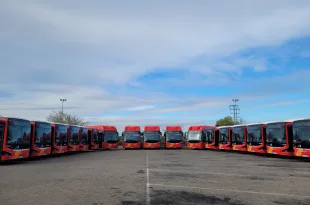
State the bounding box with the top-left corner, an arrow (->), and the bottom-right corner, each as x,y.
0,149 -> 309,205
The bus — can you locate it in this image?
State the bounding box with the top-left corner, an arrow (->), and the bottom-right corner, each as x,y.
164,126 -> 183,149
79,127 -> 89,151
266,120 -> 294,156
30,121 -> 52,157
292,118 -> 310,158
88,125 -> 119,149
246,123 -> 267,154
51,123 -> 68,154
122,126 -> 142,149
87,127 -> 100,150
0,117 -> 31,161
143,126 -> 161,149
205,127 -> 219,150
232,125 -> 247,152
187,125 -> 214,149
67,125 -> 81,152
218,126 -> 233,150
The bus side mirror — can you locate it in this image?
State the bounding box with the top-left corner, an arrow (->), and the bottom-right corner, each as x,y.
122,132 -> 124,137
164,132 -> 166,137
160,132 -> 162,136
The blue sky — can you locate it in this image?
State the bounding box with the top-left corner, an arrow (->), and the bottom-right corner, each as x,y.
1,0 -> 310,131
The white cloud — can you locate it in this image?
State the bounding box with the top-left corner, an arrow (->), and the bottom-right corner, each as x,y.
127,105 -> 155,111
1,0 -> 310,83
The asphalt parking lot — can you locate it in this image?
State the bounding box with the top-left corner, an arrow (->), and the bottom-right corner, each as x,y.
0,149 -> 309,205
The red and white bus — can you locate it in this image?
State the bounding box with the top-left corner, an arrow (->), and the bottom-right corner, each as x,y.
266,120 -> 294,156
67,125 -> 81,152
51,123 -> 68,154
187,125 -> 215,149
0,117 -> 31,161
218,126 -> 233,150
122,126 -> 142,149
246,123 -> 267,154
205,127 -> 219,150
79,127 -> 89,151
143,126 -> 161,149
87,127 -> 100,150
292,118 -> 310,158
88,125 -> 119,149
30,121 -> 52,157
232,125 -> 247,152
164,126 -> 183,149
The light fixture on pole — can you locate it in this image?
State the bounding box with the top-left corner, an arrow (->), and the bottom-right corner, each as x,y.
60,99 -> 67,113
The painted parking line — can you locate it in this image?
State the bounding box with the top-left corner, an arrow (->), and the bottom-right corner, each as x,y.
148,168 -> 308,179
149,183 -> 310,198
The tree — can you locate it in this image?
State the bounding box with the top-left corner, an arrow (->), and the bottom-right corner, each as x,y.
46,110 -> 87,126
215,116 -> 246,127
215,116 -> 234,126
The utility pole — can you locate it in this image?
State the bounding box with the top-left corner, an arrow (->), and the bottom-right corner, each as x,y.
229,99 -> 240,125
60,99 -> 67,113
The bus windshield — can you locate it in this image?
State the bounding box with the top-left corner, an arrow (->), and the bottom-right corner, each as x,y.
144,131 -> 161,142
70,127 -> 80,145
81,128 -> 88,144
56,125 -> 67,146
247,125 -> 262,145
124,131 -> 141,143
35,122 -> 52,147
219,128 -> 228,144
7,119 -> 31,149
232,127 -> 244,145
187,131 -> 201,142
293,121 -> 310,149
266,123 -> 286,147
104,131 -> 119,142
166,131 -> 183,142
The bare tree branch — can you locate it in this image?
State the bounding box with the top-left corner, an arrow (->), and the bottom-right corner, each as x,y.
46,110 -> 87,126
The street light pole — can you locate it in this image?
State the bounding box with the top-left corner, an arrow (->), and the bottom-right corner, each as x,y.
60,99 -> 67,113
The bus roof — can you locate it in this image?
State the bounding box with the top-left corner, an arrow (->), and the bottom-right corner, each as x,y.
90,125 -> 117,131
231,124 -> 247,128
124,126 -> 140,132
0,116 -> 30,122
144,126 -> 160,131
188,125 -> 215,131
51,122 -> 69,126
290,118 -> 310,122
166,126 -> 182,131
217,125 -> 233,129
264,120 -> 293,124
31,120 -> 51,124
246,122 -> 266,126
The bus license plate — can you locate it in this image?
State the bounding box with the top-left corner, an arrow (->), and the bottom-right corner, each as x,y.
302,155 -> 308,158
18,156 -> 23,158
272,152 -> 277,154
